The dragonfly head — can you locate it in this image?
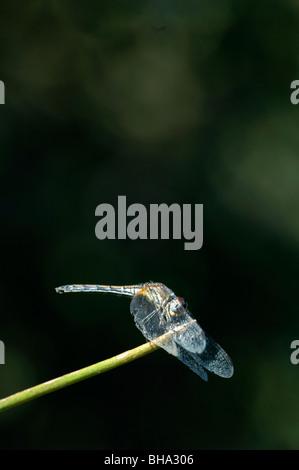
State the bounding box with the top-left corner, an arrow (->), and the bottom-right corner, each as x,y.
168,296 -> 189,318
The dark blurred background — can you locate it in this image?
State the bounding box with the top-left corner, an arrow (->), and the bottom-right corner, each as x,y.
0,0 -> 299,450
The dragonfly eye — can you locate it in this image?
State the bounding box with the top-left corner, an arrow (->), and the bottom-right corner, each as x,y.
178,297 -> 187,308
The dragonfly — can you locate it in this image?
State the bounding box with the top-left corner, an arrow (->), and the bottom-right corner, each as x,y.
55,281 -> 234,381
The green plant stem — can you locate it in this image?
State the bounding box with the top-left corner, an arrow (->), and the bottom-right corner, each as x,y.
0,339 -> 162,413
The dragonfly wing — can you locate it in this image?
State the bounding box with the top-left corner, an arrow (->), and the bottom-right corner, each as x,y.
171,312 -> 206,354
175,332 -> 233,380
130,293 -> 233,379
175,344 -> 208,381
197,332 -> 234,378
130,293 -> 178,356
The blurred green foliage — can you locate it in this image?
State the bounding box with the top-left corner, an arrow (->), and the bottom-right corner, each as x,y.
1,0 -> 299,449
